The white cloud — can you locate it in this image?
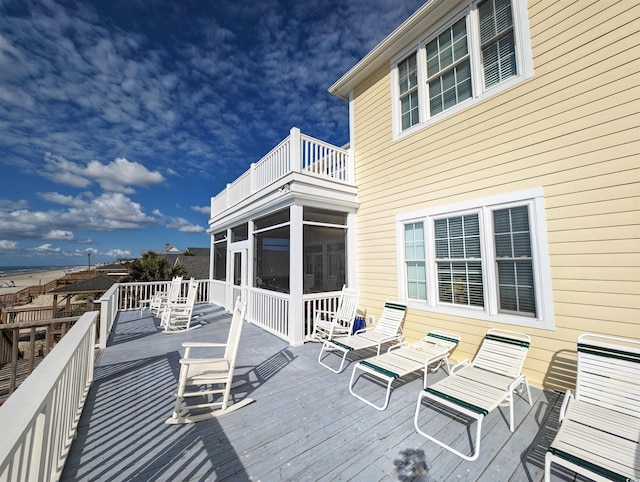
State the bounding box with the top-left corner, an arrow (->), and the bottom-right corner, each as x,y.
40,154 -> 165,194
105,248 -> 131,257
0,240 -> 19,250
45,229 -> 74,240
35,243 -> 61,252
85,157 -> 165,193
191,205 -> 210,214
165,217 -> 206,233
0,191 -> 158,240
0,199 -> 28,209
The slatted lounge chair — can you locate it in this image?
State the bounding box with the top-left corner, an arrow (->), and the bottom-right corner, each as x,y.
545,333 -> 640,482
318,299 -> 407,373
349,330 -> 460,411
311,285 -> 360,341
167,297 -> 253,424
414,328 -> 532,461
161,279 -> 199,333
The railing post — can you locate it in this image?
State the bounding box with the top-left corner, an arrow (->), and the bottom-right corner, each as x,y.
290,127 -> 301,173
99,292 -> 111,349
250,162 -> 257,194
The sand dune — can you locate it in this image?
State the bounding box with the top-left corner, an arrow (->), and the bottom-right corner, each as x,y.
0,269 -> 74,294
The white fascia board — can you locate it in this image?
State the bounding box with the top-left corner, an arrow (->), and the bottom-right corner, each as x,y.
328,0 -> 455,100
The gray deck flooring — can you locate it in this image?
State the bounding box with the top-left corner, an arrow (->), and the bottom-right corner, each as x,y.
62,305 -> 584,482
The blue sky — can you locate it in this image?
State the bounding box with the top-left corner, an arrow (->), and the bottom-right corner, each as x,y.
0,0 -> 424,266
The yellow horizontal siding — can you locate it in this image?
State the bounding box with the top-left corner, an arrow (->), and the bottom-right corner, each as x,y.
349,0 -> 640,388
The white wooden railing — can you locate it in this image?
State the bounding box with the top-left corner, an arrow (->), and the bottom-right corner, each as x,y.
96,279 -> 213,349
97,280 -> 343,349
0,311 -> 97,482
303,291 -> 343,339
212,128 -> 351,216
249,289 -> 290,339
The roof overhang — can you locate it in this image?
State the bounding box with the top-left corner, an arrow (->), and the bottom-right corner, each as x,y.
207,173 -> 359,234
328,0 -> 459,101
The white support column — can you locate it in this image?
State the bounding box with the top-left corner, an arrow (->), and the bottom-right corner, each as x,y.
348,90 -> 355,184
290,127 -> 301,174
347,211 -> 358,290
289,204 -> 304,345
247,220 -> 255,322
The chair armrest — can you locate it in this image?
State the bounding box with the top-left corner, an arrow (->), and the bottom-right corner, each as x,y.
387,341 -> 409,352
183,342 -> 226,348
450,359 -> 471,374
180,357 -> 232,365
314,309 -> 335,320
558,389 -> 574,424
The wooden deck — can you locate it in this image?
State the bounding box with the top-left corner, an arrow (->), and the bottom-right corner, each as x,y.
61,305 -> 584,482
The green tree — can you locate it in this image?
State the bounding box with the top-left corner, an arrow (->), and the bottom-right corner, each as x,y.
122,252 -> 187,282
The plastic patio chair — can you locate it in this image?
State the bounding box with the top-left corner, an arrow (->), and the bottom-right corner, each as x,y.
318,299 -> 407,373
545,333 -> 640,482
349,330 -> 460,410
414,328 -> 532,461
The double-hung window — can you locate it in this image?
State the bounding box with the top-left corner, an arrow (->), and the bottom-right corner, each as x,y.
398,53 -> 420,130
396,189 -> 554,329
392,0 -> 532,137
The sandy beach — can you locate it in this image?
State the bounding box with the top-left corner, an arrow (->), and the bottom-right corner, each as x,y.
0,268 -> 71,294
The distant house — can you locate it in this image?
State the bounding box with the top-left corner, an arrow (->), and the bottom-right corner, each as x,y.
207,1 -> 639,390
141,243 -> 182,255
95,263 -> 128,278
143,245 -> 211,280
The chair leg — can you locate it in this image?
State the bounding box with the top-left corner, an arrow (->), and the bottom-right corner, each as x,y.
170,364 -> 189,421
349,364 -> 394,411
414,390 -> 483,461
318,341 -> 349,373
544,452 -> 553,482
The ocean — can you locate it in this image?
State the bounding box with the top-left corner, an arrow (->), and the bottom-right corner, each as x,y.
0,265 -> 83,276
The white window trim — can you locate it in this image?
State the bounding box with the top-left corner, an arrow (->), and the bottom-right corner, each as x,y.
395,187 -> 555,330
390,0 -> 534,141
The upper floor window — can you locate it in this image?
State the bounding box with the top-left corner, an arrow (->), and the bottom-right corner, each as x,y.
396,188 -> 554,330
392,0 -> 533,138
398,53 -> 419,130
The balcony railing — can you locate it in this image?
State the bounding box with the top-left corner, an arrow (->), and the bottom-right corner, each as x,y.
0,311 -> 97,482
211,127 -> 351,216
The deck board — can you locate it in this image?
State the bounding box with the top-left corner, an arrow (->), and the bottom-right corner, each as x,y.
62,305 -> 576,481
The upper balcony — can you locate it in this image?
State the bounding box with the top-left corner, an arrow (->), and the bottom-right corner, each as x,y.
211,127 -> 353,220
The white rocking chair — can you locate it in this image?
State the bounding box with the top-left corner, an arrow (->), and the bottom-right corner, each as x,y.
166,297 -> 253,424
148,276 -> 183,317
311,285 -> 360,341
161,279 -> 199,333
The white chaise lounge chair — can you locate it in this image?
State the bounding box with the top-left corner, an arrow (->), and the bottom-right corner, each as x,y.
161,278 -> 199,333
349,330 -> 460,411
545,333 -> 640,482
166,297 -> 253,424
311,285 -> 360,341
414,328 -> 532,461
318,299 -> 407,373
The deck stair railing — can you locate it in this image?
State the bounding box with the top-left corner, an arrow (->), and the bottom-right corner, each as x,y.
212,127 -> 351,216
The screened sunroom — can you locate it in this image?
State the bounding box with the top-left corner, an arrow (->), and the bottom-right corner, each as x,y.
207,128 -> 358,345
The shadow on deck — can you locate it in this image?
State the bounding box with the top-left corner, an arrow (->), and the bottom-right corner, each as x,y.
62,305 -> 578,481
